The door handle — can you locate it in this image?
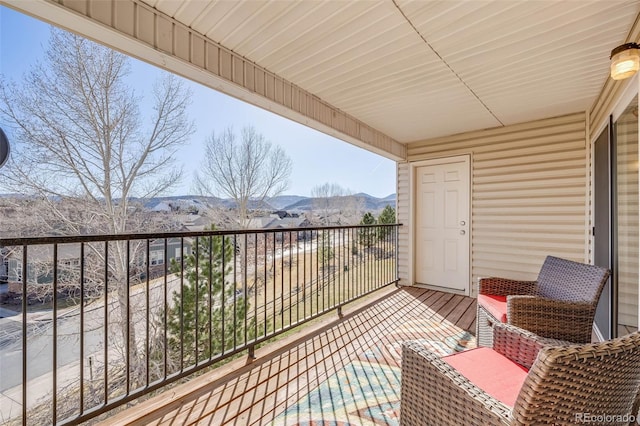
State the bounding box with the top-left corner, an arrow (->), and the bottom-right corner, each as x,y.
460,230 -> 466,235
460,221 -> 466,226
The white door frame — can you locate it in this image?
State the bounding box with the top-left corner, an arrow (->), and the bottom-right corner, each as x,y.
409,154 -> 472,295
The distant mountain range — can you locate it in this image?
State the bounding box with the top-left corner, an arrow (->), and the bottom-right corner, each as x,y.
145,193 -> 396,212
266,195 -> 308,210
0,193 -> 396,212
279,193 -> 396,212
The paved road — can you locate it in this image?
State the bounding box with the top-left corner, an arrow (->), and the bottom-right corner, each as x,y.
0,307 -> 104,392
0,276 -> 181,422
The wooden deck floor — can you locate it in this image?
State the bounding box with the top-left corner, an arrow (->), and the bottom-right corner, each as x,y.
104,286 -> 477,426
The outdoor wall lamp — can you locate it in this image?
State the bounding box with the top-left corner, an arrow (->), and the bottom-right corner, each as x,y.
611,42 -> 640,80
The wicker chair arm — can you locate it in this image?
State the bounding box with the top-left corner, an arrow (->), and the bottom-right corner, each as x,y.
479,278 -> 538,296
492,323 -> 569,369
401,341 -> 512,426
507,296 -> 595,343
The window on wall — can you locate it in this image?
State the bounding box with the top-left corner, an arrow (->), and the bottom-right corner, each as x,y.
15,263 -> 23,282
1,258 -> 8,280
150,250 -> 164,266
174,247 -> 189,261
614,94 -> 639,336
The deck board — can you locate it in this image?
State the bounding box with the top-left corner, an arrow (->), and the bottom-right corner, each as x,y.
459,297 -> 478,331
445,295 -> 473,324
437,294 -> 466,321
104,287 -> 476,426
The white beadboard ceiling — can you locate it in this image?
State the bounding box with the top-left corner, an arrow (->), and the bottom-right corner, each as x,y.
141,0 -> 640,143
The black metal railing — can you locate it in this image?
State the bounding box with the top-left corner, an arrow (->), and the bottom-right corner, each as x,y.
0,224 -> 400,425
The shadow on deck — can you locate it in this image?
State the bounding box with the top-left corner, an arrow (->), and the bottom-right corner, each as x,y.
104,286 -> 477,425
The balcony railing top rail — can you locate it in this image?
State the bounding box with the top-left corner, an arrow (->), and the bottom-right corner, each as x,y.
0,223 -> 390,246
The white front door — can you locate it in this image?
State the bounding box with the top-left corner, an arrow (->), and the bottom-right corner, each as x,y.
415,156 -> 470,292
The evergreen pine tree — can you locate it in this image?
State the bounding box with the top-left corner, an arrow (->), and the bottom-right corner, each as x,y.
377,205 -> 396,241
358,212 -> 377,247
165,227 -> 254,369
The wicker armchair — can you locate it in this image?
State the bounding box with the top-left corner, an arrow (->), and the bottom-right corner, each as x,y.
476,256 -> 610,347
400,323 -> 640,426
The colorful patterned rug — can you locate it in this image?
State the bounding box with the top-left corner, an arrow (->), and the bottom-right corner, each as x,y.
272,318 -> 476,425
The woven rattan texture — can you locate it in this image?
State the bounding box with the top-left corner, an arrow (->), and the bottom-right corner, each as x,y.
477,256 -> 610,346
401,324 -> 640,426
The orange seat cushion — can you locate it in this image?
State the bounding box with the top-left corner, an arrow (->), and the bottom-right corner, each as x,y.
478,294 -> 507,323
443,347 -> 528,407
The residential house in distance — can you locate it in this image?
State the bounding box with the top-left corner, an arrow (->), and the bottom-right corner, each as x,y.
146,237 -> 193,279
0,247 -> 8,282
246,213 -> 313,242
0,239 -> 193,295
2,244 -> 81,293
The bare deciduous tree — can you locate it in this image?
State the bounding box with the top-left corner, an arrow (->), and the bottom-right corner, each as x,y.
311,182 -> 346,225
0,28 -> 195,389
0,29 -> 194,232
195,126 -> 292,228
311,182 -> 364,225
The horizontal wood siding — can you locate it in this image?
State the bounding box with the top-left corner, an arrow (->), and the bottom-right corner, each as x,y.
397,162 -> 410,285
405,113 -> 588,287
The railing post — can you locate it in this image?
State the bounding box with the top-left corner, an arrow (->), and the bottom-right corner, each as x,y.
395,223 -> 400,285
248,344 -> 255,360
22,245 -> 27,426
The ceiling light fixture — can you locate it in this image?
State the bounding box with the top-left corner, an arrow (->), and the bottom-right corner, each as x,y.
611,42 -> 640,80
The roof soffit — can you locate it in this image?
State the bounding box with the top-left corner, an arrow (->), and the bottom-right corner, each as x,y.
136,0 -> 640,142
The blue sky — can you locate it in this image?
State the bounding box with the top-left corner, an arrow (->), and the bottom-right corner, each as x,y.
0,6 -> 396,198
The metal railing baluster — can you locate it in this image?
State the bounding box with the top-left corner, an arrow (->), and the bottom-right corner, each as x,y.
179,237 -> 185,373
263,233 -> 267,337
254,233 -> 258,341
145,239 -> 150,388
233,234 -> 237,351
280,233 -> 284,329
244,233 -> 248,347
163,239 -> 168,380
52,244 -> 58,424
208,236 -> 213,361
80,242 -> 85,415
21,246 -> 27,426
103,241 -> 108,406
126,240 -> 131,393
194,237 -> 199,364
221,235 -> 226,354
